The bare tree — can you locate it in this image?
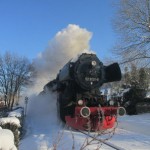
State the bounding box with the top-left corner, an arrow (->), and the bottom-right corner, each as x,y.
113,0 -> 150,66
0,52 -> 33,110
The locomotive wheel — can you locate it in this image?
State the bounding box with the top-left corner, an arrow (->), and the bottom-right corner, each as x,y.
57,94 -> 66,123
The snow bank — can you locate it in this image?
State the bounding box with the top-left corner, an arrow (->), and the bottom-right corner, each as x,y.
0,128 -> 17,150
0,117 -> 21,127
8,108 -> 23,118
118,113 -> 150,136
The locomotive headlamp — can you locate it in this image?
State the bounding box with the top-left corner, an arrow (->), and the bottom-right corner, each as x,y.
91,61 -> 97,66
117,107 -> 126,116
80,107 -> 91,118
109,100 -> 114,106
78,100 -> 84,106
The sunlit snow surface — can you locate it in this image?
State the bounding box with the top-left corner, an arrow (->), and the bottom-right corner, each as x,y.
20,93 -> 150,150
0,128 -> 17,150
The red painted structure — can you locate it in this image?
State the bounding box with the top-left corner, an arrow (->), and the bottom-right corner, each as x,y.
65,106 -> 118,131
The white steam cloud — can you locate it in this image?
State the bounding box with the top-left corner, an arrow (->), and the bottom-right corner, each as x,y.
31,24 -> 94,94
20,25 -> 94,148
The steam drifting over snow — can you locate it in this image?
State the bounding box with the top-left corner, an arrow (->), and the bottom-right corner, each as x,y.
27,93 -> 58,130
20,24 -> 96,149
20,92 -> 62,150
32,24 -> 93,94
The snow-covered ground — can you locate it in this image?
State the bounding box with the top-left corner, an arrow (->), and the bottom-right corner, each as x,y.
19,93 -> 150,150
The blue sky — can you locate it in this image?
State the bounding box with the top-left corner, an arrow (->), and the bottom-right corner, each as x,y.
0,0 -> 116,60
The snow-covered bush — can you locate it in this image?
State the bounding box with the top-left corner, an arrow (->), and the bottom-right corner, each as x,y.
0,107 -> 24,148
8,107 -> 25,138
0,117 -> 21,147
0,117 -> 20,127
0,127 -> 17,150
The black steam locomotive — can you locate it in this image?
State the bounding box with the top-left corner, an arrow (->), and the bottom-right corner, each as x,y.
44,53 -> 125,131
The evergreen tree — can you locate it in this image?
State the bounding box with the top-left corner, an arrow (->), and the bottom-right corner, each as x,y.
123,66 -> 131,87
130,64 -> 139,87
139,68 -> 149,90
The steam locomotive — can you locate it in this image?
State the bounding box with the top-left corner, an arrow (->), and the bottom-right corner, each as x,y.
43,53 -> 126,131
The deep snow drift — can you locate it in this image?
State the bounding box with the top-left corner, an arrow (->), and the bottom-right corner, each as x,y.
19,92 -> 150,150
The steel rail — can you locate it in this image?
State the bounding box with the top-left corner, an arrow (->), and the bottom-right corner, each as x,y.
78,130 -> 126,150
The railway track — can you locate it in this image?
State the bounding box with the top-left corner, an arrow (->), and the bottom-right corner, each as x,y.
78,130 -> 126,150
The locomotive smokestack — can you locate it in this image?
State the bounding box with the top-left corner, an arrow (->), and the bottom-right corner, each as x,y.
104,63 -> 122,83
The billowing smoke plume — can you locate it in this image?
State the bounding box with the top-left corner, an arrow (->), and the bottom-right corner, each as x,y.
31,24 -> 94,94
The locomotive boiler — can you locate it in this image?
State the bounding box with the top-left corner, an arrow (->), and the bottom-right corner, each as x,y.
44,53 -> 125,131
